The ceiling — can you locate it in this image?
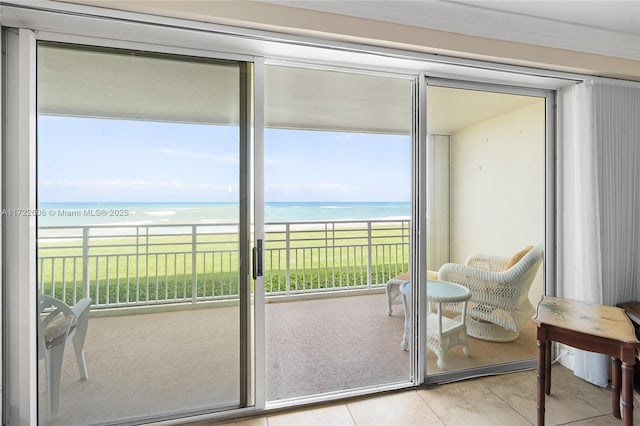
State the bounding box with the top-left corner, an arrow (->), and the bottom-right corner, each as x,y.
39,44 -> 542,135
427,86 -> 542,135
452,0 -> 639,35
38,1 -> 594,135
258,0 -> 640,61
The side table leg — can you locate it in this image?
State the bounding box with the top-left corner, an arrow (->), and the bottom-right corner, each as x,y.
545,341 -> 551,395
612,357 -> 621,419
400,319 -> 409,350
622,361 -> 634,426
537,339 -> 547,426
400,283 -> 409,350
386,281 -> 394,315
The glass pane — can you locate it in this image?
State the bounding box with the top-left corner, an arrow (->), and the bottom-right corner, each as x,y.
264,65 -> 413,401
425,85 -> 546,375
36,43 -> 244,424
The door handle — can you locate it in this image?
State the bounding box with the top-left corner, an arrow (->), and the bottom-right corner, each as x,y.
252,239 -> 263,279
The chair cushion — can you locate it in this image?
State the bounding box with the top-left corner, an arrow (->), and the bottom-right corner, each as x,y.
44,313 -> 73,348
394,272 -> 410,281
504,245 -> 534,270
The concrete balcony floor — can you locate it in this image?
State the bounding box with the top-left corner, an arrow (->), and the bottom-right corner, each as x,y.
41,291 -> 541,425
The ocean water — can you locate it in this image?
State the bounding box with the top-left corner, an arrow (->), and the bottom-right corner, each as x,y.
37,201 -> 410,228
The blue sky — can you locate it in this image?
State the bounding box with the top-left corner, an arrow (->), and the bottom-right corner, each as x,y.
37,116 -> 410,203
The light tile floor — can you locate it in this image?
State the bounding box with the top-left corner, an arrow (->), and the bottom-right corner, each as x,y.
196,365 -> 639,426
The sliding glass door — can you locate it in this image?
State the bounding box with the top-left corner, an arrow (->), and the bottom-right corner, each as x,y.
424,81 -> 549,380
36,42 -> 254,424
263,64 -> 415,402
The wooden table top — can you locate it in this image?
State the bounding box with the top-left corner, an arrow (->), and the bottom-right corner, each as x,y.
533,295 -> 640,344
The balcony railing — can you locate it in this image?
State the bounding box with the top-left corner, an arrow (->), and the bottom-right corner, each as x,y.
37,219 -> 410,308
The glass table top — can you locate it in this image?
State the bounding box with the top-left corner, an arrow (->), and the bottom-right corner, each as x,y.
399,279 -> 471,302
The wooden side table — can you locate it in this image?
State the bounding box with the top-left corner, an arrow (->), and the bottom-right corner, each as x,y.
533,296 -> 640,426
617,301 -> 640,396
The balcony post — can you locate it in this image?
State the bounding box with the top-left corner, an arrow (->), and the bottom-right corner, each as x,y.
82,226 -> 90,300
403,220 -> 408,272
135,227 -> 140,303
285,223 -> 291,295
367,221 -> 372,287
192,225 -> 197,304
324,223 -> 329,289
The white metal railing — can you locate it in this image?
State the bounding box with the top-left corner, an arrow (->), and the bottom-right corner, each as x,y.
37,219 -> 410,308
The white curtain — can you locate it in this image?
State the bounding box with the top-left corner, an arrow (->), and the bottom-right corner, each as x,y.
559,78 -> 640,386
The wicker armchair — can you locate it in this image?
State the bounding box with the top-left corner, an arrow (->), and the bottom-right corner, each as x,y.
438,243 -> 544,342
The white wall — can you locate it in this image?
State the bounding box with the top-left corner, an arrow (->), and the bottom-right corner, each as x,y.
450,100 -> 546,301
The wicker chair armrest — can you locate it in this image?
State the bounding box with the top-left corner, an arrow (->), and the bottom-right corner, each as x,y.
464,254 -> 509,272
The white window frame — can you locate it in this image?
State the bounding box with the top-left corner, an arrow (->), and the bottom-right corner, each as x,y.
3,27 -> 38,426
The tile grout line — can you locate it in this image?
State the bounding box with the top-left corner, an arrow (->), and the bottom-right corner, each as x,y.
556,413 -> 616,425
479,380 -> 535,425
344,401 -> 358,426
414,388 -> 447,425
